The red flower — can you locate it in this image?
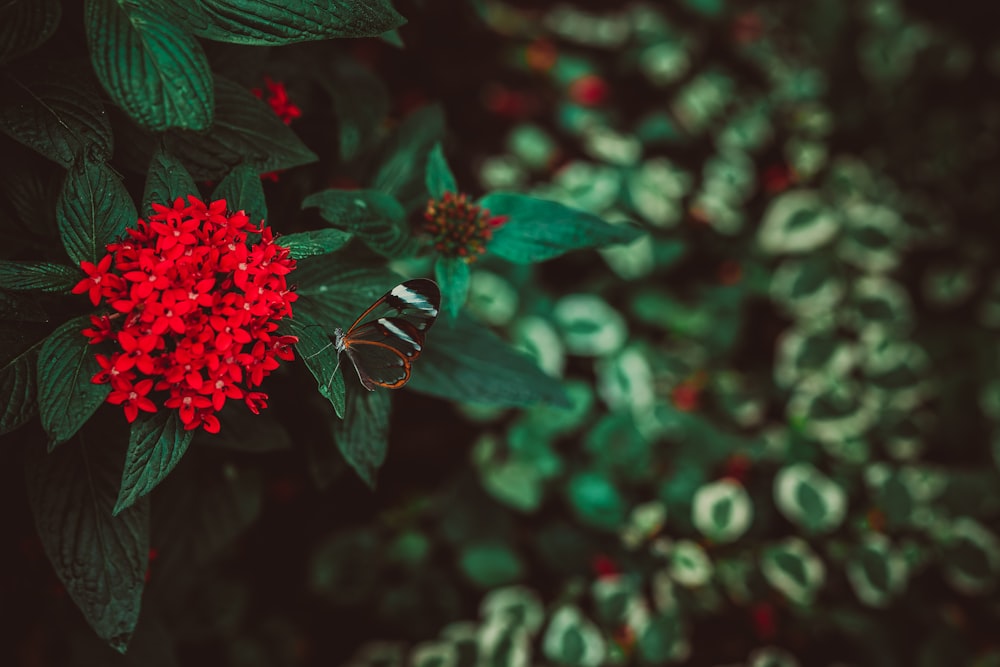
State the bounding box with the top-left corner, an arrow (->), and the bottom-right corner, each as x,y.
71,254 -> 120,306
423,192 -> 507,261
251,77 -> 302,126
77,196 -> 298,432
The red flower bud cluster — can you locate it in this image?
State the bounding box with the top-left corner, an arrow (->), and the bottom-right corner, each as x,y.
72,197 -> 298,433
251,76 -> 302,126
423,192 -> 507,261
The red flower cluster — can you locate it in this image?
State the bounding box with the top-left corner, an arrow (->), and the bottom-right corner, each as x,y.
251,76 -> 302,126
423,192 -> 507,261
72,197 -> 298,433
251,76 -> 301,182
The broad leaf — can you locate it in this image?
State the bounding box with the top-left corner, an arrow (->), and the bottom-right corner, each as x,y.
0,330 -> 43,435
142,146 -> 199,217
85,0 -> 214,131
426,142 -> 458,199
113,410 -> 194,516
211,162 -> 267,225
0,64 -> 111,166
323,60 -> 390,161
435,256 -> 469,319
166,76 -> 318,180
183,0 -> 406,45
373,104 -> 445,211
0,260 -> 79,292
480,193 -> 643,264
332,382 -> 391,488
279,314 -> 345,418
279,229 -> 353,259
24,432 -> 149,654
408,313 -> 569,407
56,154 -> 136,266
302,188 -> 411,257
0,0 -> 61,65
37,315 -> 110,447
289,253 -> 401,330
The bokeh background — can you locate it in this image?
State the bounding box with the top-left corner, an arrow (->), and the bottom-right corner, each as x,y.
7,0 -> 1000,665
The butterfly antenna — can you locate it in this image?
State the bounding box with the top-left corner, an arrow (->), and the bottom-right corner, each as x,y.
304,340 -> 333,360
324,356 -> 343,397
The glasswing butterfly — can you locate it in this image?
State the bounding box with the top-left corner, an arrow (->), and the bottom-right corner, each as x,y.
331,279 -> 441,391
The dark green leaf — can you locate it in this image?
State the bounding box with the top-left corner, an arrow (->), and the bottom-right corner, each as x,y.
211,162 -> 267,225
278,314 -> 345,418
0,0 -> 61,65
408,313 -> 568,407
0,146 -> 61,241
24,432 -> 149,654
567,471 -> 627,531
85,0 -> 213,131
435,256 -> 469,319
332,382 -> 390,488
480,193 -> 643,264
56,155 -> 136,265
166,76 -> 317,180
302,188 -> 411,258
113,411 -> 194,516
280,229 -> 353,259
0,261 -> 79,292
142,147 -> 199,217
0,65 -> 111,166
37,315 -> 110,447
288,253 -> 400,328
373,105 -> 445,211
183,0 -> 406,45
426,142 -> 457,199
459,542 -> 524,588
323,60 -> 390,161
152,453 -> 261,569
0,334 -> 42,435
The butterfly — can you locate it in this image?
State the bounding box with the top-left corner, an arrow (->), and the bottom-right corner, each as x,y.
330,279 -> 440,391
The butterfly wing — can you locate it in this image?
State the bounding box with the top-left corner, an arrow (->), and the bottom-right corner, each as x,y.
340,279 -> 441,390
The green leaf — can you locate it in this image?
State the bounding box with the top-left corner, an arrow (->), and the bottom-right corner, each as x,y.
637,613 -> 686,666
408,314 -> 568,407
185,0 -> 406,45
85,0 -> 213,131
479,193 -> 643,264
302,188 -> 411,258
56,155 -> 136,266
24,432 -> 149,654
279,229 -> 353,259
278,314 -> 345,418
426,142 -> 457,199
211,163 -> 267,225
0,65 -> 112,167
166,76 -> 318,180
37,315 -> 110,447
0,0 -> 61,65
691,479 -> 753,543
289,253 -> 400,328
332,382 -> 390,488
113,411 -> 194,516
0,333 -> 43,435
760,537 -> 826,604
0,261 -> 79,292
435,256 -> 470,319
543,605 -> 607,666
459,542 -> 525,589
142,146 -> 199,217
566,471 -> 627,531
323,59 -> 390,161
374,104 -> 445,211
